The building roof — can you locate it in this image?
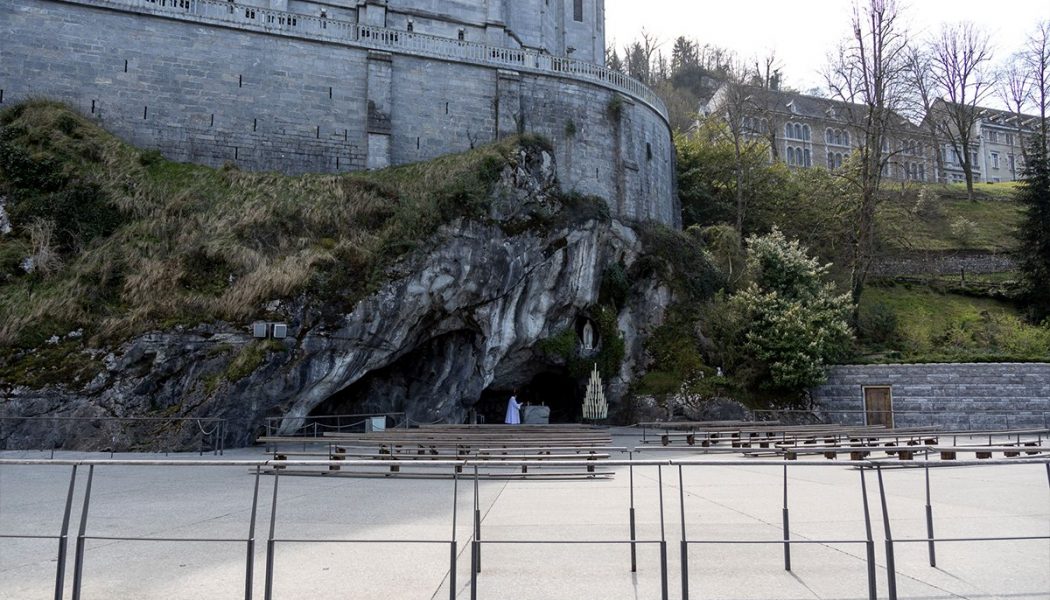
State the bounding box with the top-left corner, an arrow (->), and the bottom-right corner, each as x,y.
707,85 -> 924,135
928,99 -> 1042,131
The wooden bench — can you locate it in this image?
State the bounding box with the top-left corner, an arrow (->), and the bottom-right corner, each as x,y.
271,448 -> 611,474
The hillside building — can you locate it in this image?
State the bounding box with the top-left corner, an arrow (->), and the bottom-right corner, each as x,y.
703,86 -> 937,183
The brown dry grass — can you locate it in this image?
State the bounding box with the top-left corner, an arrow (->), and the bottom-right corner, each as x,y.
0,101 -> 520,347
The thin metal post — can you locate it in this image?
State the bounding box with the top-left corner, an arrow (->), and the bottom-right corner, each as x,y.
658,465 -> 665,543
470,464 -> 479,600
629,451 -> 637,573
782,464 -> 791,571
54,466 -> 78,600
859,467 -> 877,600
924,459 -> 936,568
449,542 -> 458,600
473,464 -> 481,574
678,465 -> 689,600
1045,463 -> 1050,489
875,467 -> 898,600
450,467 -> 459,600
263,471 -> 280,600
657,464 -> 668,600
660,541 -> 669,600
71,465 -> 94,600
244,467 -> 261,600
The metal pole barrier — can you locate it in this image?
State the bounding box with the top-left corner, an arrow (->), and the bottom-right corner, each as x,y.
263,470 -> 280,600
859,467 -> 877,600
658,465 -> 668,600
875,467 -> 898,600
54,465 -> 78,600
924,458 -> 936,568
244,467 -> 261,600
1046,463 -> 1050,490
629,451 -> 637,573
470,464 -> 479,600
450,466 -> 459,600
782,463 -> 791,571
71,465 -> 94,600
678,465 -> 689,600
474,464 -> 481,574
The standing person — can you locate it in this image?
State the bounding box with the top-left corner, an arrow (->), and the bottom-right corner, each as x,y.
504,389 -> 522,425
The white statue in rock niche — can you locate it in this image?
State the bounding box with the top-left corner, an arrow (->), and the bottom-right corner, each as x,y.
582,320 -> 595,351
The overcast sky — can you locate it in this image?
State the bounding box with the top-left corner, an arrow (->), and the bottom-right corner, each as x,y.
606,0 -> 1048,95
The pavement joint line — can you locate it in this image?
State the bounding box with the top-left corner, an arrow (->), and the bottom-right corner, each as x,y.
785,571 -> 823,600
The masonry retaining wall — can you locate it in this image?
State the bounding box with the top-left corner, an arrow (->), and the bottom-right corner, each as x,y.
812,363 -> 1050,430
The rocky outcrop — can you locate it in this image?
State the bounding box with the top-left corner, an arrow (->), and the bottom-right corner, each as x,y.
1,146 -> 673,449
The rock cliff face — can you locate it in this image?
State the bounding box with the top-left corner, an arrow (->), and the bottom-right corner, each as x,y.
1,147 -> 672,449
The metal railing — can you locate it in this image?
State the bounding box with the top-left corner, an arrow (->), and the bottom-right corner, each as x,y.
1,454 -> 1047,600
54,0 -> 669,122
752,408 -> 1050,430
263,412 -> 407,438
0,416 -> 226,455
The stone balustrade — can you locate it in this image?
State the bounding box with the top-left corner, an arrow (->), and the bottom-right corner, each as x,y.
57,0 -> 669,124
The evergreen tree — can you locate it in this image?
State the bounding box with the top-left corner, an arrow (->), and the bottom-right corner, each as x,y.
605,47 -> 624,73
1017,139 -> 1050,323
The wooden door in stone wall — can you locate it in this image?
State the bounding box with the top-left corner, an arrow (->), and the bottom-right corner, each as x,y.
863,386 -> 894,428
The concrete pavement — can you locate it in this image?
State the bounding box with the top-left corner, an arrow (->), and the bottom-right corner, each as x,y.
1,430 -> 1047,600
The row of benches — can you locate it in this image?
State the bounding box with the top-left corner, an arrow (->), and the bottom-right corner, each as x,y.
258,424 -> 618,478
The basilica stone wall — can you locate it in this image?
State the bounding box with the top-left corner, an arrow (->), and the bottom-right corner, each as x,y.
0,0 -> 676,226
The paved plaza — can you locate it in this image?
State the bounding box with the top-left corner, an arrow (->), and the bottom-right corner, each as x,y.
1,429 -> 1048,600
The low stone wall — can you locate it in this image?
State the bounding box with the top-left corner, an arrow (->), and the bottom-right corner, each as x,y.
812,363 -> 1050,430
871,252 -> 1017,277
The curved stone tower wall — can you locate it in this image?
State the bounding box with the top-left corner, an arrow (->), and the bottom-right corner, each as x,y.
0,0 -> 677,226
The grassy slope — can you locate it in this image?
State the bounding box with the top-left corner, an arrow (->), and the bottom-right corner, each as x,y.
0,101 -> 527,351
858,284 -> 1049,363
859,182 -> 1045,364
876,185 -> 1024,253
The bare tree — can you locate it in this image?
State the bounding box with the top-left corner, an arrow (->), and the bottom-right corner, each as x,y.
713,65 -> 771,242
824,0 -> 911,308
1026,21 -> 1050,147
904,46 -> 946,181
927,22 -> 994,200
751,51 -> 783,91
623,30 -> 663,85
997,53 -> 1033,174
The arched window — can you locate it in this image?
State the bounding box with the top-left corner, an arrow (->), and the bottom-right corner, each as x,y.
828,152 -> 835,169
794,124 -> 803,139
803,125 -> 810,141
843,132 -> 850,146
835,154 -> 843,169
826,128 -> 833,143
804,149 -> 811,167
785,123 -> 793,139
787,147 -> 796,165
919,164 -> 925,181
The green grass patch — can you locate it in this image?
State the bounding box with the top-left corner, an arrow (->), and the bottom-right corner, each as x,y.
856,283 -> 1050,363
877,185 -> 1024,253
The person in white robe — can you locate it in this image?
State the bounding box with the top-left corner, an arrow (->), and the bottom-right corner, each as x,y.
505,391 -> 522,424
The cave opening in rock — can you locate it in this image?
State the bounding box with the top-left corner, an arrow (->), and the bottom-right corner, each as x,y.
306,330 -> 481,427
477,370 -> 582,424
